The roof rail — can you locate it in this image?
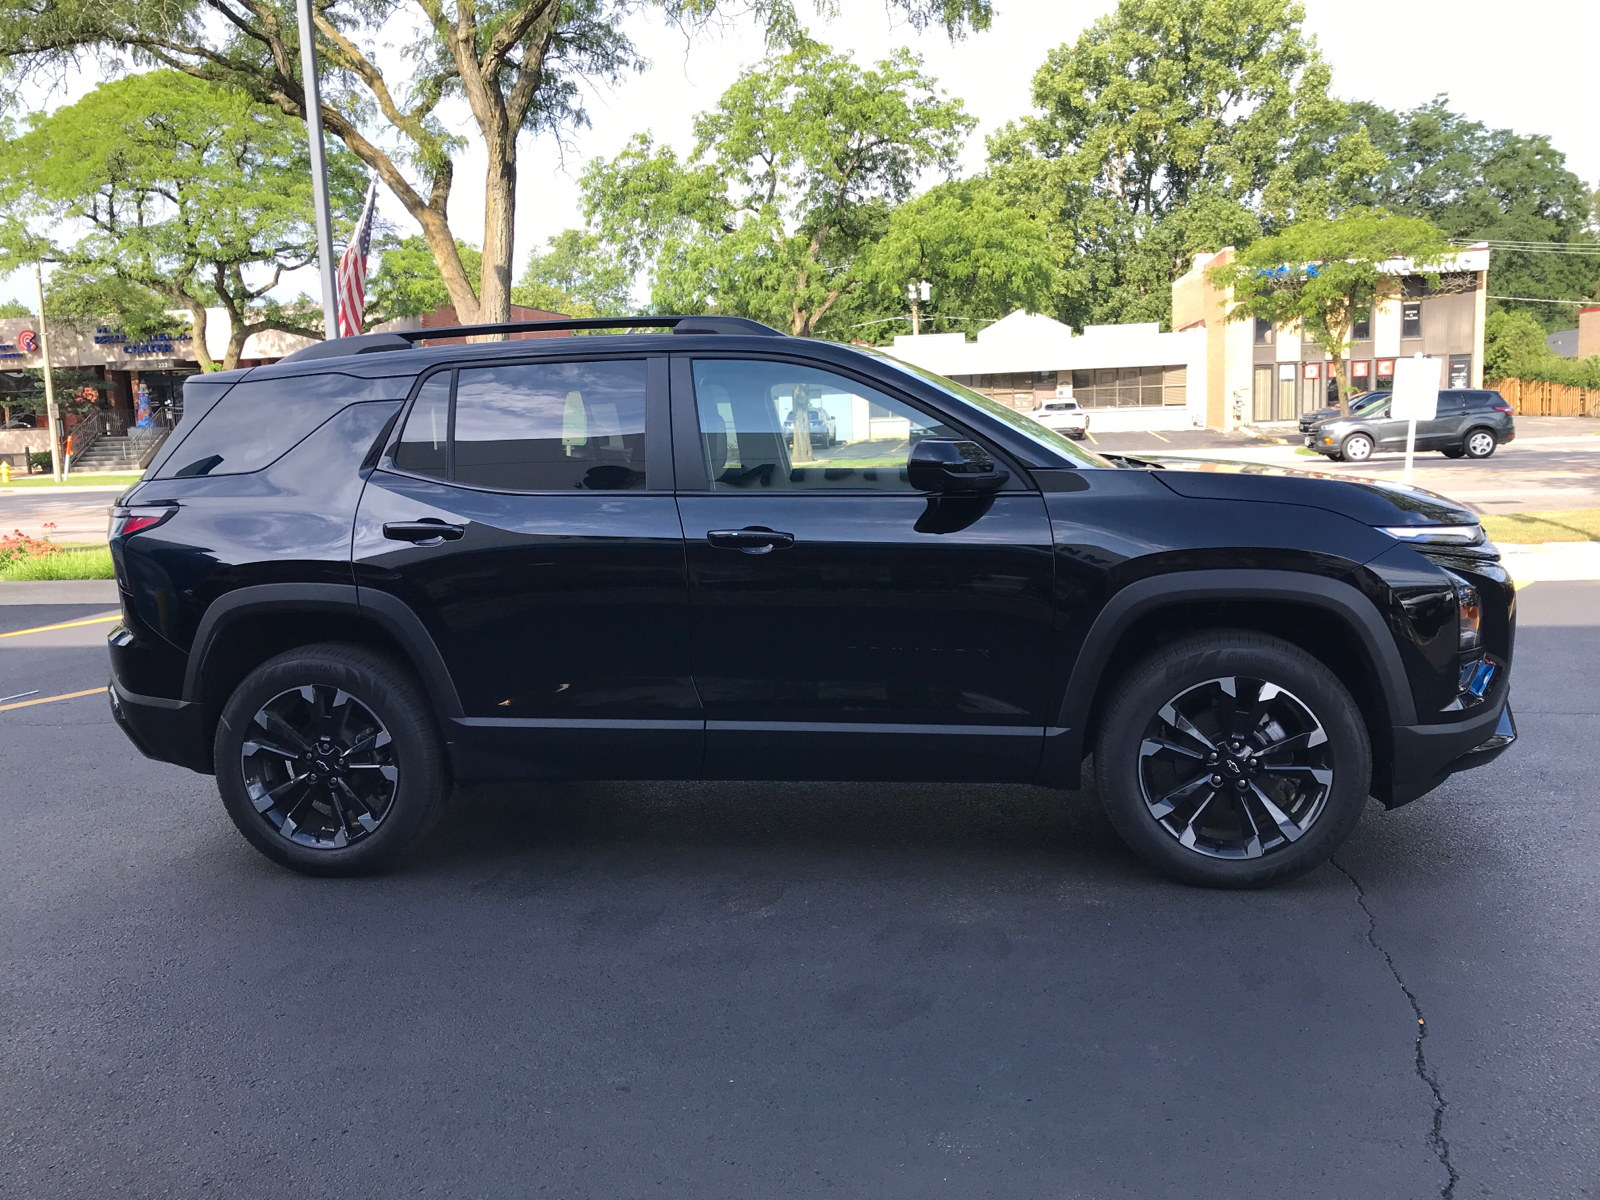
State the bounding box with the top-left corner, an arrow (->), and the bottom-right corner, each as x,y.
277,315 -> 783,364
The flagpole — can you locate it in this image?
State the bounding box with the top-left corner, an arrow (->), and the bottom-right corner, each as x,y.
295,0 -> 339,340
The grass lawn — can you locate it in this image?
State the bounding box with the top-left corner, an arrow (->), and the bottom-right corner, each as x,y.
0,472 -> 142,489
1482,509 -> 1600,544
0,545 -> 114,580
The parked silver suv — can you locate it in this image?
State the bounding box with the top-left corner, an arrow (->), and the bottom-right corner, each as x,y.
1304,389 -> 1516,462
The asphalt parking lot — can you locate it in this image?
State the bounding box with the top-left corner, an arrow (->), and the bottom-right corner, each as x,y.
2,579 -> 1598,1199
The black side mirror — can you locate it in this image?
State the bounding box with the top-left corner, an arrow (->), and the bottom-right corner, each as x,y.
906,439 -> 1010,495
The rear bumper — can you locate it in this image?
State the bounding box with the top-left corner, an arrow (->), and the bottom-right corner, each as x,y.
108,631 -> 211,773
1382,700 -> 1516,808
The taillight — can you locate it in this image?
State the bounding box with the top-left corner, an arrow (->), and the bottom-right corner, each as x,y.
1493,402 -> 1512,414
109,506 -> 176,539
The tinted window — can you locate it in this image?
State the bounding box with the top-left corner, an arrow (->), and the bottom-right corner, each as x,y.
156,374 -> 386,479
393,373 -> 451,478
1401,302 -> 1422,339
453,359 -> 647,491
693,359 -> 957,492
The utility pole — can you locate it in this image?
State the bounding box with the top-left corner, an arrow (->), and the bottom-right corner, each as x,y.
33,264 -> 62,482
295,0 -> 340,340
907,280 -> 931,336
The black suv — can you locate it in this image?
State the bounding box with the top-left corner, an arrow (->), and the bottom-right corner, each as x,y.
106,317 -> 1517,888
1301,389 -> 1515,462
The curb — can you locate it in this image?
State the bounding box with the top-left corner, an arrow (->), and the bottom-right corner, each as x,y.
0,580 -> 121,605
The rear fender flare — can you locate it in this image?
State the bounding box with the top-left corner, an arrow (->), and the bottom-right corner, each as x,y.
182,582 -> 463,719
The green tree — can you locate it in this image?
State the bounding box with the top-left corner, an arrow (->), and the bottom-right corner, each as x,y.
0,0 -> 990,330
988,0 -> 1382,330
512,229 -> 632,316
1483,308 -> 1600,388
366,236 -> 484,323
0,300 -> 30,318
1344,97 -> 1600,330
0,71 -> 364,368
583,44 -> 974,336
852,178 -> 1057,341
1208,209 -> 1455,411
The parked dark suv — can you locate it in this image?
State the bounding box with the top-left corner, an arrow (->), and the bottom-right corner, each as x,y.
106,316 -> 1517,888
1302,389 -> 1515,462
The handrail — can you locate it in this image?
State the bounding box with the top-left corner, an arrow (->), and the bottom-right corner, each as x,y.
65,409 -> 106,470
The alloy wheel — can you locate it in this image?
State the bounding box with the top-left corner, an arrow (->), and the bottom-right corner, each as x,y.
239,684 -> 398,849
1137,676 -> 1333,860
1341,434 -> 1373,462
1466,430 -> 1495,458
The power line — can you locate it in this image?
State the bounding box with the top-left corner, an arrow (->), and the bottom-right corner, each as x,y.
1488,295 -> 1597,305
1451,238 -> 1600,257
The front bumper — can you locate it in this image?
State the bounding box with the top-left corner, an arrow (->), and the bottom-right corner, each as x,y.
1382,700 -> 1517,808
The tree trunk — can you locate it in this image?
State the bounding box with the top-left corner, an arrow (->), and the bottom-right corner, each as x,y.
223,325 -> 249,371
478,144 -> 517,330
1334,356 -> 1351,417
185,304 -> 219,373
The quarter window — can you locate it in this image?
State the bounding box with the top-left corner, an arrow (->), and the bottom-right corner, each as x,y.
393,372 -> 451,478
692,359 -> 956,492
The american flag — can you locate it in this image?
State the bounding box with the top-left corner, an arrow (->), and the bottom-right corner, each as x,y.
336,175 -> 379,337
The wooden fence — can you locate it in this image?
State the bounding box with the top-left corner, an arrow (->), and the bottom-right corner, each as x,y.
1487,378 -> 1594,418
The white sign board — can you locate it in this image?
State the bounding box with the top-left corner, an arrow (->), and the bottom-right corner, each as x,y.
1391,355 -> 1440,422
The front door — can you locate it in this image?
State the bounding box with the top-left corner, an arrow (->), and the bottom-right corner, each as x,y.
352,355 -> 700,779
672,355 -> 1056,783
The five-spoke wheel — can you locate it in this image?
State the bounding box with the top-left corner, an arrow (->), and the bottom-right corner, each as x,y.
240,684 -> 399,850
1095,631 -> 1371,887
215,644 -> 449,876
1137,677 -> 1332,860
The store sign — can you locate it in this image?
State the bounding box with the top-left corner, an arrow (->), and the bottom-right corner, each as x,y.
1376,359 -> 1395,377
1353,360 -> 1370,378
95,325 -> 192,357
1302,362 -> 1321,380
16,329 -> 38,353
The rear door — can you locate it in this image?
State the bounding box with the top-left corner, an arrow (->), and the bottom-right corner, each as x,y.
1417,391 -> 1467,449
672,354 -> 1056,783
352,354 -> 699,779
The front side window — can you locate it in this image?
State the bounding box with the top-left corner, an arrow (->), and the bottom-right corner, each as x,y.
692,359 -> 957,492
393,359 -> 648,491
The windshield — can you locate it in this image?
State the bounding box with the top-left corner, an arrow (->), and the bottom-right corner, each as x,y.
1351,392 -> 1389,414
870,350 -> 1111,468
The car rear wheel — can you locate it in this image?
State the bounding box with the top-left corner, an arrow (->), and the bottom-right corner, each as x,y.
214,644 -> 450,876
1463,428 -> 1497,459
1340,433 -> 1373,462
1093,631 -> 1371,888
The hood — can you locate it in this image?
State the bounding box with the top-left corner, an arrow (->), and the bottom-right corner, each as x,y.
1131,455 -> 1477,527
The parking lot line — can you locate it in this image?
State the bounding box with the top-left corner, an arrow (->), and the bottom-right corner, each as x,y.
0,615 -> 119,639
0,686 -> 107,712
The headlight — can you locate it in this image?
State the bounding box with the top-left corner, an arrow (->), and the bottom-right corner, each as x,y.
1379,524 -> 1484,546
1444,569 -> 1482,650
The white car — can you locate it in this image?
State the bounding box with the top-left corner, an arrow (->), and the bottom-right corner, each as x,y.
1032,397 -> 1089,439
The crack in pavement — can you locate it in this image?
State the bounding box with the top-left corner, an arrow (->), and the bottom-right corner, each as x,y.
1332,858 -> 1459,1200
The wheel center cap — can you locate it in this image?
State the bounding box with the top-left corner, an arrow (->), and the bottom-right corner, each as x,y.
1225,759 -> 1241,774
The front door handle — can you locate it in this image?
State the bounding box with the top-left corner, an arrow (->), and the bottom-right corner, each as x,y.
383,520 -> 465,544
706,527 -> 795,555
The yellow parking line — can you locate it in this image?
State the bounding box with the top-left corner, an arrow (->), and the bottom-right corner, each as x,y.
1147,431 -> 1170,443
1084,430 -> 1098,444
0,615 -> 119,639
0,686 -> 107,712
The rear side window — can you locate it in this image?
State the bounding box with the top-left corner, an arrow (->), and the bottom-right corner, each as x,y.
155,373 -> 403,479
393,359 -> 649,491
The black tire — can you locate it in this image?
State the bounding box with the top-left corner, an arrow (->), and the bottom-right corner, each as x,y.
1093,631 -> 1371,888
214,643 -> 450,876
1339,433 -> 1374,462
1463,427 -> 1497,459
1441,447 -> 1465,459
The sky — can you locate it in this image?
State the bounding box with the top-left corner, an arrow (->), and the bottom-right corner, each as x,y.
3,0 -> 1596,311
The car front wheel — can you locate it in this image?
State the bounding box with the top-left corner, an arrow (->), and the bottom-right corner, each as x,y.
1093,631 -> 1371,888
214,644 -> 450,876
1340,433 -> 1373,462
1463,428 -> 1497,459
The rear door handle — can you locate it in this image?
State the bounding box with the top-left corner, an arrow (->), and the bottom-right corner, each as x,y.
383,520 -> 465,543
706,527 -> 795,555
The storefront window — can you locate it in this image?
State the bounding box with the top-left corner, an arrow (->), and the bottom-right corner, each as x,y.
1401,302 -> 1422,339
